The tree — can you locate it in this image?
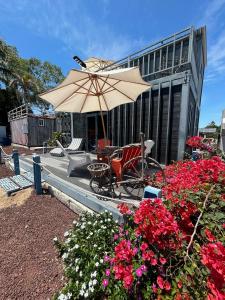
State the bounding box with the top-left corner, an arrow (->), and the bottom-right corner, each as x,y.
0,38 -> 65,120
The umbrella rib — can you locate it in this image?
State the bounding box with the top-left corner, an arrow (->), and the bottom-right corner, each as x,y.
98,77 -> 135,102
54,77 -> 91,110
79,77 -> 94,113
96,79 -> 109,111
99,75 -> 110,92
39,76 -> 91,96
101,79 -> 120,94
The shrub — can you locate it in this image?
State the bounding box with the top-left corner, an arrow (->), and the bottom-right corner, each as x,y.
54,156 -> 225,299
53,211 -> 119,299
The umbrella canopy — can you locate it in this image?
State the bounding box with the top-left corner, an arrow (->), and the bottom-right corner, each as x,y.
39,67 -> 151,140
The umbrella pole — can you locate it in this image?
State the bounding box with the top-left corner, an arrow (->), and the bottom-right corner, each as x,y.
100,109 -> 107,143
97,95 -> 107,143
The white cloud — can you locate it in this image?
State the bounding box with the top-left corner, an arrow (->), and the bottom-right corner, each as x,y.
0,0 -> 147,62
199,0 -> 225,81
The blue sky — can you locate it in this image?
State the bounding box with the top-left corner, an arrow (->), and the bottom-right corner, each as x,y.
0,0 -> 225,127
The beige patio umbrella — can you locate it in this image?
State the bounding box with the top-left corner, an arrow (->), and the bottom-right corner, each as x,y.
39,67 -> 151,141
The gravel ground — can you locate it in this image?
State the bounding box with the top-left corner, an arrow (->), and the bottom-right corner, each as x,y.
0,164 -> 14,179
0,163 -> 78,299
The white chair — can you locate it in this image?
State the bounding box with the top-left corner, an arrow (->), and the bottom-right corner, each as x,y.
56,140 -> 91,176
66,138 -> 83,153
144,140 -> 155,156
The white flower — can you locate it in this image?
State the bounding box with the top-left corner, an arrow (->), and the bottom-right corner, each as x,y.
62,253 -> 68,260
88,221 -> 91,225
84,292 -> 89,298
100,259 -> 103,264
93,244 -> 97,248
95,262 -> 99,267
64,231 -> 69,237
74,244 -> 79,249
89,280 -> 92,287
81,225 -> 85,229
75,258 -> 79,263
53,237 -> 58,242
115,220 -> 118,223
92,279 -> 97,286
81,283 -> 86,289
73,220 -> 77,225
76,280 -> 79,285
104,209 -> 108,213
89,287 -> 94,293
79,271 -> 83,277
89,232 -> 93,235
75,266 -> 79,272
65,238 -> 71,244
79,290 -> 84,296
110,212 -> 112,215
91,271 -> 97,278
100,220 -> 103,224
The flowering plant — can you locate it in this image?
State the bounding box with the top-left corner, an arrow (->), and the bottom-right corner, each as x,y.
54,153 -> 225,299
53,211 -> 119,299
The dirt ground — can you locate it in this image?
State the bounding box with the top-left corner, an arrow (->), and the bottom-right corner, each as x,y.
0,164 -> 78,299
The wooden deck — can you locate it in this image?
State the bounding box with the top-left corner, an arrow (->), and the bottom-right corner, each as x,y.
19,153 -> 139,221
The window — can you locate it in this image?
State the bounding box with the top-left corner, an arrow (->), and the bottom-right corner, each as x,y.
39,119 -> 45,127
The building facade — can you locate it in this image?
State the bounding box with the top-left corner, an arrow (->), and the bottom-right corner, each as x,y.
72,26 -> 207,164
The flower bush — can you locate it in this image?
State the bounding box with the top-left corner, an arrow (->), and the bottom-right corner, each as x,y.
53,211 -> 119,299
54,147 -> 225,299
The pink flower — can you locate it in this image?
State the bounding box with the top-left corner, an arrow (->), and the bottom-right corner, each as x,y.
140,265 -> 147,272
133,247 -> 138,255
135,268 -> 143,277
113,234 -> 119,240
104,255 -> 110,262
105,269 -> 110,276
152,283 -> 158,293
102,278 -> 109,287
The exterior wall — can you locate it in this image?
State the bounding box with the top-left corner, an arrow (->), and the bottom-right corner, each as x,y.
220,110 -> 225,151
27,116 -> 55,147
71,26 -> 206,164
10,117 -> 28,146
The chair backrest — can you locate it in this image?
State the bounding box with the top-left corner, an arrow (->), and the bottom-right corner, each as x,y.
144,140 -> 155,156
97,139 -> 111,150
56,140 -> 71,161
67,138 -> 83,150
121,144 -> 141,165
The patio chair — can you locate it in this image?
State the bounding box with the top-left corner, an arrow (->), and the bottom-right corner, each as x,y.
50,138 -> 84,157
66,138 -> 84,153
56,140 -> 91,176
111,144 -> 142,180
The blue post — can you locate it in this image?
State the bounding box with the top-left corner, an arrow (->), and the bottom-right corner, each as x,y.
12,149 -> 20,175
0,147 -> 2,164
33,154 -> 42,195
143,186 -> 162,199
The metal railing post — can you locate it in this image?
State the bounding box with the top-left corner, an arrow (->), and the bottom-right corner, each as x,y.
0,147 -> 3,164
33,154 -> 42,195
12,149 -> 20,175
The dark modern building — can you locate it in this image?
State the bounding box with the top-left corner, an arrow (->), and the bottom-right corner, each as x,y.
70,26 -> 207,164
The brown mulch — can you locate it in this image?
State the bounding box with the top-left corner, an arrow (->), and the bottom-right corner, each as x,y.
0,187 -> 78,299
2,145 -> 36,156
0,163 -> 14,179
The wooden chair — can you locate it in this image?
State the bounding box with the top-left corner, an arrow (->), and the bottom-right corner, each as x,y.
111,144 -> 141,180
96,139 -> 111,162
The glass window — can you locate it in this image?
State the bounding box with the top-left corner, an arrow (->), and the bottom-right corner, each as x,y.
39,119 -> 44,127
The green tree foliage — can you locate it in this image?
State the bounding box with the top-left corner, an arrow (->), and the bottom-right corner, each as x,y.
0,38 -> 64,119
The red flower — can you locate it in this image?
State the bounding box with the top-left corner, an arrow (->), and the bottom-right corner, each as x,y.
159,257 -> 167,265
157,276 -> 164,289
117,203 -> 132,215
205,229 -> 216,242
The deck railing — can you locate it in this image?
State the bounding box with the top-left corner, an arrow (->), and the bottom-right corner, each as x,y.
8,104 -> 30,121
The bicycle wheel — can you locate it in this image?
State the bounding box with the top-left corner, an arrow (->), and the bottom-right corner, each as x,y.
89,176 -> 110,195
121,156 -> 149,199
121,156 -> 165,199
